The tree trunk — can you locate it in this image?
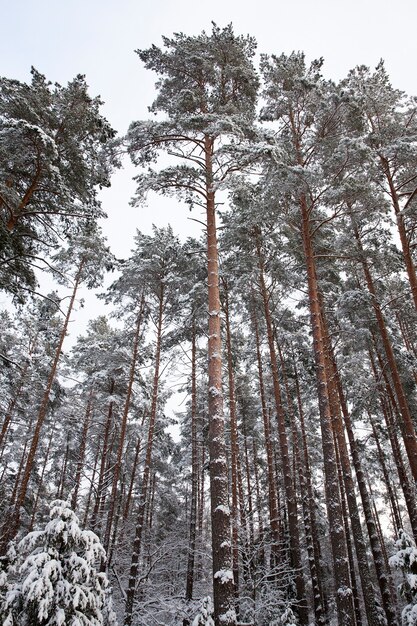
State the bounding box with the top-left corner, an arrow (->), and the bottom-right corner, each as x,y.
299,195 -> 356,626
255,234 -> 308,625
369,348 -> 417,541
251,304 -> 280,553
71,387 -> 94,511
380,156 -> 417,311
223,280 -> 242,617
90,378 -> 115,531
205,136 -> 235,626
124,285 -> 164,626
352,219 -> 417,482
104,295 -> 145,550
321,312 -> 393,626
293,358 -> 328,626
123,435 -> 142,520
184,320 -> 199,626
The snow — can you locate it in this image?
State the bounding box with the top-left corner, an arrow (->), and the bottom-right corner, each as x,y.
214,569 -> 234,584
219,608 -> 237,623
337,585 -> 352,597
214,504 -> 230,515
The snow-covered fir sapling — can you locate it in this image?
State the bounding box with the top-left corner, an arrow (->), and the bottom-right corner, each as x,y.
1,499 -> 117,626
192,596 -> 215,626
390,530 -> 417,626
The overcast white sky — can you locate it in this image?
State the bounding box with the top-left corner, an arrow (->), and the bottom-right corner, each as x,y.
3,0 -> 417,257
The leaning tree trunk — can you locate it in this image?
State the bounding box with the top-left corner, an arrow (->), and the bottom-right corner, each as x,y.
320,311 -> 392,626
368,412 -> 402,535
299,194 -> 356,626
380,156 -> 417,312
0,258 -> 85,554
124,285 -> 164,626
352,218 -> 417,482
323,333 -> 398,626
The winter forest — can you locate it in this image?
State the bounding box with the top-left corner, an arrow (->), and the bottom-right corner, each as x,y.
2,20 -> 417,626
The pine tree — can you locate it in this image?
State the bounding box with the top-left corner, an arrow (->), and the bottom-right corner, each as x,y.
126,23 -> 260,626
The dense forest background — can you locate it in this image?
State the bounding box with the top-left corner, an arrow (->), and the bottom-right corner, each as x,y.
2,22 -> 417,626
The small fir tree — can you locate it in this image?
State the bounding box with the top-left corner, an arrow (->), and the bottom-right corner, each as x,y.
390,530 -> 417,626
1,499 -> 117,626
192,596 -> 215,626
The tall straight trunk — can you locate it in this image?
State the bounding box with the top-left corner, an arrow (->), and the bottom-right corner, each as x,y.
251,304 -> 280,551
104,296 -> 145,551
29,416 -> 57,531
124,285 -> 164,626
223,280 -> 241,616
204,136 -> 235,626
82,440 -> 100,528
108,476 -> 125,570
352,219 -> 417,481
57,436 -> 70,499
1,258 -> 85,553
9,426 -> 32,506
333,431 -> 363,626
255,234 -> 308,624
279,343 -> 329,626
184,320 -> 199,626
241,414 -> 254,551
71,387 -> 94,511
299,194 -> 356,626
90,378 -> 115,531
380,156 -> 417,311
293,359 -> 328,626
123,435 -> 142,520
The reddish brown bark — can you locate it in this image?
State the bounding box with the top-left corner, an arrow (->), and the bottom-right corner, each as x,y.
204,136 -> 235,626
380,156 -> 417,311
299,194 -> 356,626
321,314 -> 395,626
369,348 -> 417,541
